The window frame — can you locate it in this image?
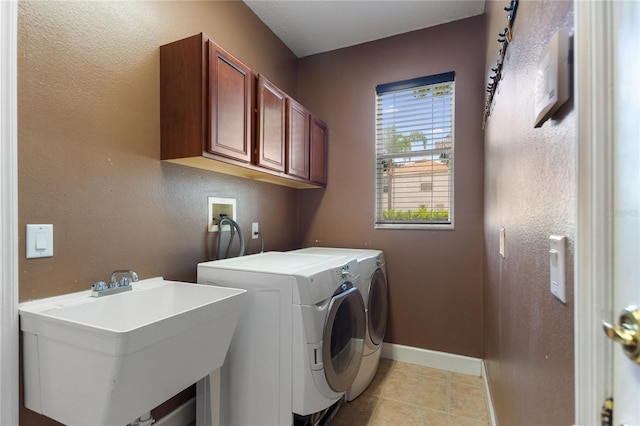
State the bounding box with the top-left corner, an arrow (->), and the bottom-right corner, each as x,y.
374,72 -> 455,230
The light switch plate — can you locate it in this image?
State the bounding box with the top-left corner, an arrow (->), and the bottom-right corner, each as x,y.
26,224 -> 53,258
549,235 -> 566,303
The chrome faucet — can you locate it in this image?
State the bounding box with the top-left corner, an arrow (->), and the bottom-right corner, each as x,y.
110,270 -> 139,287
91,269 -> 139,297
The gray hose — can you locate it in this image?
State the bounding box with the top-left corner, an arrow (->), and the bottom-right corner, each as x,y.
216,217 -> 245,259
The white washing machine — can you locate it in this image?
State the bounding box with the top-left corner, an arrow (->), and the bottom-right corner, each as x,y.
291,248 -> 388,401
197,252 -> 366,425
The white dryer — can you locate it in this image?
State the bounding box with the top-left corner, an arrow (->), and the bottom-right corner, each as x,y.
290,248 -> 388,401
197,252 -> 366,425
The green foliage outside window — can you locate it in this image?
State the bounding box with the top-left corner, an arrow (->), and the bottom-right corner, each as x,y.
382,207 -> 449,222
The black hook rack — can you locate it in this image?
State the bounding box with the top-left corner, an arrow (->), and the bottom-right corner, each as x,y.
483,0 -> 519,129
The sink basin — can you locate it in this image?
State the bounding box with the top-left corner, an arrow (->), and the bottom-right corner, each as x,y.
20,277 -> 246,426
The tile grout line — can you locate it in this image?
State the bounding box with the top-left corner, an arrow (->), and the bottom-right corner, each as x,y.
446,375 -> 453,420
367,361 -> 393,426
346,360 -> 489,426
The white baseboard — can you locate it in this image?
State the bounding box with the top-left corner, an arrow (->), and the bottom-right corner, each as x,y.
154,397 -> 195,426
380,342 -> 483,376
482,360 -> 497,426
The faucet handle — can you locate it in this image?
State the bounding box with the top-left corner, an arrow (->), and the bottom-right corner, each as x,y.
119,277 -> 131,287
91,281 -> 107,291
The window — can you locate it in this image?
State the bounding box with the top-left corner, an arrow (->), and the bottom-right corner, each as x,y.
375,72 -> 454,229
420,180 -> 433,192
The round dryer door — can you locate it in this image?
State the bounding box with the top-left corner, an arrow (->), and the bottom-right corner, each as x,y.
322,284 -> 366,392
368,268 -> 388,346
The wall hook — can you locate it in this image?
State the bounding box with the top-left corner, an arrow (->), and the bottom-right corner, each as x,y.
484,0 -> 519,127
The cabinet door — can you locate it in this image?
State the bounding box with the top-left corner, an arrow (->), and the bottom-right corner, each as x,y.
160,33 -> 207,160
256,75 -> 286,172
208,41 -> 252,163
310,116 -> 328,185
286,99 -> 310,180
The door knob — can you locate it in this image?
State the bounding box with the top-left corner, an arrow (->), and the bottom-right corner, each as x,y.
603,306 -> 640,364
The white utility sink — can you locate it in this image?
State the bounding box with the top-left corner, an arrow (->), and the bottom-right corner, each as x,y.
20,277 -> 246,426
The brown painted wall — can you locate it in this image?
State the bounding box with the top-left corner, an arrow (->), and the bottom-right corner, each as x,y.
297,16 -> 487,358
482,1 -> 575,425
18,1 -> 577,424
18,1 -> 298,424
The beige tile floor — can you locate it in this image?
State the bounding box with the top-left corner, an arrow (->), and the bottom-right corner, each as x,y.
331,359 -> 490,426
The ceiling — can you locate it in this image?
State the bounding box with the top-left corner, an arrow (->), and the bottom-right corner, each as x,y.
243,0 -> 486,58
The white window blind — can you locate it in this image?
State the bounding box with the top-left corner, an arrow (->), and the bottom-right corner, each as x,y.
375,72 -> 454,228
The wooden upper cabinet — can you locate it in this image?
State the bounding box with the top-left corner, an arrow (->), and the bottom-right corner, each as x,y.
159,34 -> 252,164
310,116 -> 328,185
160,33 -> 327,189
256,75 -> 286,172
160,33 -> 207,161
286,99 -> 310,180
208,41 -> 253,163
